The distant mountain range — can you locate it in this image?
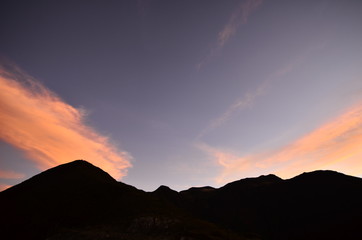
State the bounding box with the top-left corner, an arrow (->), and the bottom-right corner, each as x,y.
1,160 -> 362,240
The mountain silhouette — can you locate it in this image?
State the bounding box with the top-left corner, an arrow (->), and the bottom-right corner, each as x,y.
1,160 -> 362,240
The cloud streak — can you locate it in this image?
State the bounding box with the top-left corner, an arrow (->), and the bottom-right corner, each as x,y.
198,80 -> 268,138
197,0 -> 263,69
198,53 -> 307,139
198,103 -> 362,185
0,66 -> 132,180
0,170 -> 25,179
217,0 -> 262,47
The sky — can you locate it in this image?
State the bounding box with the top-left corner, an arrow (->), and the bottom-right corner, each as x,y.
1,0 -> 362,191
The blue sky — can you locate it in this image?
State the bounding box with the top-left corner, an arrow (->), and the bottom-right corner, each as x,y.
1,0 -> 362,191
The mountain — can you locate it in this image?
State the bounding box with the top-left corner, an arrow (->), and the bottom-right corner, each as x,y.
1,160 -> 362,240
0,160 -> 246,240
179,171 -> 362,239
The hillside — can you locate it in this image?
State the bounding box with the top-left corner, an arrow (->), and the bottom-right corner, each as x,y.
1,160 -> 362,240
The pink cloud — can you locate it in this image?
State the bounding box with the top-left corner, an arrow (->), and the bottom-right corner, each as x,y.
0,66 -> 132,180
0,170 -> 25,179
198,103 -> 362,184
0,183 -> 11,192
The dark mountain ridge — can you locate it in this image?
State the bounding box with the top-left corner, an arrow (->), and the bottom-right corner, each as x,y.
1,160 -> 362,240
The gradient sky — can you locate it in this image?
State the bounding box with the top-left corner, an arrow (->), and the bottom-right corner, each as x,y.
1,0 -> 362,191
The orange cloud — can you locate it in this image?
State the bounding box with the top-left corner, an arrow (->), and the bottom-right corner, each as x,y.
199,103 -> 362,184
0,170 -> 25,179
0,183 -> 11,192
0,66 -> 132,179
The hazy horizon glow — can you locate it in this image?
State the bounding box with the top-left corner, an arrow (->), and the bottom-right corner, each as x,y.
0,183 -> 11,191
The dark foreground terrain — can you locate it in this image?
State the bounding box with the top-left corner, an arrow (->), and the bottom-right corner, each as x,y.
1,160 -> 362,240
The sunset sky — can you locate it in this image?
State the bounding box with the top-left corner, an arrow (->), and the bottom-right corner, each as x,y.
1,0 -> 362,191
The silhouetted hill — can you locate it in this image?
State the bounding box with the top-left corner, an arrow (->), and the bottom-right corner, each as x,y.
221,174 -> 283,191
4,160 -> 118,194
0,160 -> 247,240
154,185 -> 178,195
0,160 -> 143,239
1,160 -> 362,240
178,170 -> 362,240
153,185 -> 180,204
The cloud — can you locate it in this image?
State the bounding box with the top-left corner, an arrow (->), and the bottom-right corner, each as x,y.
198,80 -> 268,138
197,0 -> 263,69
0,66 -> 132,180
197,53 -> 307,139
198,103 -> 362,185
0,170 -> 25,179
0,183 -> 11,192
217,0 -> 263,47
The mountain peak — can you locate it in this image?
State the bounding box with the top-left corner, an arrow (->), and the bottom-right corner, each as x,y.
154,185 -> 177,193
257,173 -> 282,181
153,185 -> 179,201
182,186 -> 216,193
3,160 -> 116,195
1,162 -> 362,240
290,170 -> 360,186
221,173 -> 283,190
36,159 -> 116,183
65,159 -> 95,167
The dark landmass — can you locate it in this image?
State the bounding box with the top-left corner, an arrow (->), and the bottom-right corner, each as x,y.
1,160 -> 362,240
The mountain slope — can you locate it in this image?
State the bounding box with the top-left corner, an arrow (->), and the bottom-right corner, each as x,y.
0,160 -> 141,239
1,161 -> 362,240
0,160 -> 248,240
178,170 -> 362,240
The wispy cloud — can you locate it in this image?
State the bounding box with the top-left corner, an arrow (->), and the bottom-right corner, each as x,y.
218,0 -> 263,47
198,80 -> 268,138
198,103 -> 362,185
198,54 -> 306,139
0,65 -> 132,180
0,170 -> 25,179
197,0 -> 263,69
